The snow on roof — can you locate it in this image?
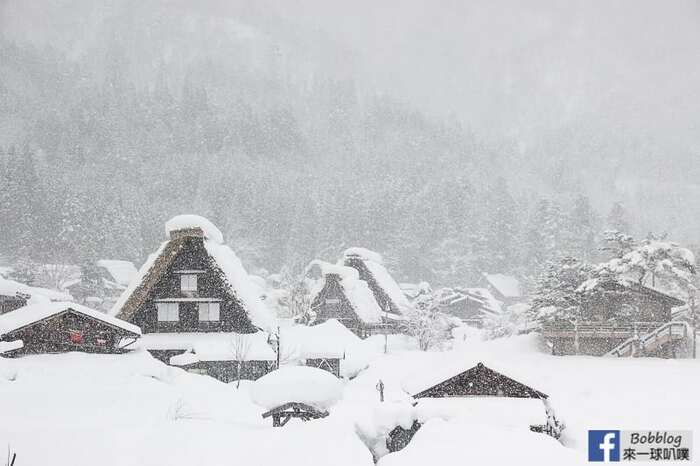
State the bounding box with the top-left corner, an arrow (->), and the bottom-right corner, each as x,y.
0,302 -> 141,336
483,273 -> 521,298
204,241 -> 275,331
96,260 -> 137,287
413,397 -> 546,426
279,320 -> 363,359
309,261 -> 383,324
343,247 -> 384,265
109,241 -> 168,316
251,365 -> 343,410
0,276 -> 72,303
140,331 -> 276,362
378,419 -> 576,466
0,339 -> 23,353
463,288 -> 502,313
165,214 -> 224,244
363,260 -> 412,313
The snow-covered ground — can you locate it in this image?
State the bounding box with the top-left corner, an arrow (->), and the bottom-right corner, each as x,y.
1,334 -> 699,465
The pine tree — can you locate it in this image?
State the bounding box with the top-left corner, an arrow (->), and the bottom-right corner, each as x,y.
607,201 -> 630,233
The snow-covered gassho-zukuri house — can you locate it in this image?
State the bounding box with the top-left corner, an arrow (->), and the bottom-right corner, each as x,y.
342,248 -> 411,321
307,261 -> 386,338
0,302 -> 141,357
111,215 -> 276,382
307,248 -> 411,338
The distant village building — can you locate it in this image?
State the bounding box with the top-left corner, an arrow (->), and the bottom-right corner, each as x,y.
541,278 -> 688,356
0,275 -> 73,315
0,302 -> 140,357
111,215 -> 276,382
436,287 -> 502,328
64,260 -> 138,312
481,273 -> 522,306
307,248 -> 410,338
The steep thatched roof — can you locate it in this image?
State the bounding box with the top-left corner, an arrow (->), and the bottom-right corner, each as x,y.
111,220 -> 274,331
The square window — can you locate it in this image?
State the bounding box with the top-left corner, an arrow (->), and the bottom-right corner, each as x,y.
198,302 -> 220,321
157,302 -> 179,321
180,274 -> 198,292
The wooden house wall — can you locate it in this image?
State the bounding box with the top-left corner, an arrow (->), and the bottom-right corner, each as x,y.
0,295 -> 27,315
131,236 -> 256,334
440,298 -> 488,327
580,287 -> 674,323
1,311 -> 133,356
175,359 -> 274,382
311,276 -> 368,337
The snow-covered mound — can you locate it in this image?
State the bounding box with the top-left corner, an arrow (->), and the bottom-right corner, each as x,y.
378,419 -> 581,466
252,366 -> 343,410
0,351 -> 373,466
165,214 -> 224,244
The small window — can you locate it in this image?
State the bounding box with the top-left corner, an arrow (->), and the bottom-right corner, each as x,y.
157,302 -> 179,322
198,302 -> 220,321
180,274 -> 198,292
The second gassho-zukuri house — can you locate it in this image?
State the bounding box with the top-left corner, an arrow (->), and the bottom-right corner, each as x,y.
111,215 -> 277,382
307,248 -> 411,338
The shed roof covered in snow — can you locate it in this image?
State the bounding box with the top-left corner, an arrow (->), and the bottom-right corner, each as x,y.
483,273 -> 522,299
96,260 -> 138,287
279,319 -> 362,360
152,331 -> 276,364
111,215 -> 274,332
0,276 -> 73,303
252,365 -> 343,410
0,302 -> 141,336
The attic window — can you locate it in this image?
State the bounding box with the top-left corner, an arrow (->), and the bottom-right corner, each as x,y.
181,274 -> 198,292
157,302 -> 180,322
198,302 -> 220,321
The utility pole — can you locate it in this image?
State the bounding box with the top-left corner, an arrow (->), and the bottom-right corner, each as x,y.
276,325 -> 281,369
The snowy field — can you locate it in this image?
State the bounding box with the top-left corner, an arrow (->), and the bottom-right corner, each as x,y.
1,334 -> 699,465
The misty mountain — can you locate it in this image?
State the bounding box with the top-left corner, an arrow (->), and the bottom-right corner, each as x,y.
1,0 -> 698,287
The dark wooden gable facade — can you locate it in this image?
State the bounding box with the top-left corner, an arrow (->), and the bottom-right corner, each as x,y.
118,229 -> 257,335
343,255 -> 401,316
311,273 -> 370,337
0,294 -> 28,315
580,280 -> 684,323
0,307 -> 139,356
414,362 -> 547,399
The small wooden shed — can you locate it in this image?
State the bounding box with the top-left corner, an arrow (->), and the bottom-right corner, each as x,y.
0,302 -> 141,356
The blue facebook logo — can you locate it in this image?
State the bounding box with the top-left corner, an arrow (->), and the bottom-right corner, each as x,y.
588,430 -> 621,462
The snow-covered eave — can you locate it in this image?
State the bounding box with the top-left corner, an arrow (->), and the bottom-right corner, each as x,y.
0,302 -> 141,336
